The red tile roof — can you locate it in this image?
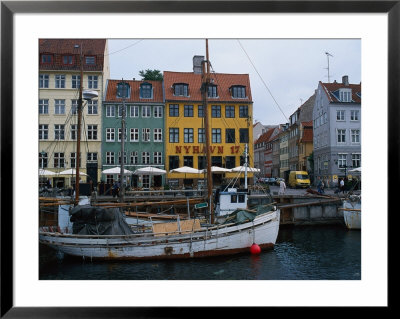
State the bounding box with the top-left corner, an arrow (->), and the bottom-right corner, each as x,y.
254,127 -> 276,145
39,39 -> 106,71
320,81 -> 361,104
104,79 -> 164,103
300,127 -> 313,143
301,120 -> 313,127
163,71 -> 252,102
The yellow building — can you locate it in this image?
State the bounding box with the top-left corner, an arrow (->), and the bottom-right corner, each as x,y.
39,39 -> 110,188
163,58 -> 254,188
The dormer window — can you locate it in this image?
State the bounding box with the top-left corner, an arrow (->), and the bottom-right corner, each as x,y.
140,82 -> 153,99
85,56 -> 96,65
208,84 -> 218,98
231,85 -> 246,98
339,88 -> 352,102
116,82 -> 130,99
173,83 -> 188,96
41,54 -> 53,64
63,55 -> 73,65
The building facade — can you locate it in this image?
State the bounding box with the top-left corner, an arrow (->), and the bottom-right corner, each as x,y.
39,39 -> 109,188
313,75 -> 361,186
102,79 -> 164,188
163,56 -> 254,187
298,120 -> 314,177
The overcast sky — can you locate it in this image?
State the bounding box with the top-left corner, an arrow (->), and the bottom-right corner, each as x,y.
108,39 -> 361,125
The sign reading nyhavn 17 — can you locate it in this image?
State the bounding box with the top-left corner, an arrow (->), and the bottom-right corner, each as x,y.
174,145 -> 241,154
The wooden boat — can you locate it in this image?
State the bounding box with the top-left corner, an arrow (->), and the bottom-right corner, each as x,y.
339,195 -> 361,230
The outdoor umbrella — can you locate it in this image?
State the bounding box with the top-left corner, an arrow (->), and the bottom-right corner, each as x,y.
231,166 -> 260,173
58,168 -> 88,176
39,169 -> 56,176
201,166 -> 231,174
101,167 -> 133,175
133,167 -> 167,175
170,166 -> 202,174
349,167 -> 361,172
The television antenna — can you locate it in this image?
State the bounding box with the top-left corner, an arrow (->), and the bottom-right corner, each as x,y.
325,52 -> 334,83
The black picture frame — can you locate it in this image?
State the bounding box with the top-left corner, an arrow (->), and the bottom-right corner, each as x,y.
1,1 -> 395,317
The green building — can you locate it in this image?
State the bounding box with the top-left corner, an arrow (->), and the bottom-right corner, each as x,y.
102,79 -> 165,188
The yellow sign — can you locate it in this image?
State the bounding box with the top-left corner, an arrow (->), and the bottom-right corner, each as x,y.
333,175 -> 338,182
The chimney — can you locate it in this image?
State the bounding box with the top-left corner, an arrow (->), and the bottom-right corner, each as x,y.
342,75 -> 349,86
193,55 -> 204,74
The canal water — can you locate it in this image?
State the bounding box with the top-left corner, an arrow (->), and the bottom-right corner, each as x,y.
39,225 -> 361,280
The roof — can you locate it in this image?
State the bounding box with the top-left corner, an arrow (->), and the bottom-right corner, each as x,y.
320,81 -> 361,104
254,127 -> 276,145
163,71 -> 252,102
300,127 -> 313,143
39,39 -> 107,71
301,120 -> 313,127
104,79 -> 164,103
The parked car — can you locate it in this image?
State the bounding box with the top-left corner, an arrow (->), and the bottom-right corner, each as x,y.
268,177 -> 276,184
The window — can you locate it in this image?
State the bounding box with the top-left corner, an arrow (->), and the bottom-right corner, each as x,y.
226,128 -> 235,143
39,74 -> 49,88
351,110 -> 360,121
225,156 -> 236,169
130,151 -> 138,165
54,153 -> 65,168
87,152 -> 97,162
142,152 -> 150,165
154,128 -> 163,142
87,100 -> 98,114
338,154 -> 347,168
173,84 -> 188,96
231,86 -> 246,98
337,129 -> 346,143
211,156 -> 222,167
118,152 -> 127,165
130,128 -> 139,142
54,100 -> 65,114
337,110 -> 345,121
184,128 -> 194,143
198,128 -> 205,143
39,99 -> 49,114
351,129 -> 360,143
140,83 -> 152,99
184,105 -> 194,117
118,128 -> 127,142
154,152 -> 162,165
340,90 -> 352,102
70,152 -> 81,168
39,152 -> 48,168
63,55 -> 73,65
198,156 -> 206,170
116,82 -> 130,98
54,124 -> 64,140
72,75 -> 81,89
184,156 -> 193,167
239,105 -> 248,118
41,54 -> 52,64
106,105 -> 115,117
169,128 -> 179,143
142,128 -> 150,142
69,100 -> 77,115
169,156 -> 180,170
239,128 -> 249,143
352,154 -> 361,168
117,105 -> 127,117
85,56 -> 95,64
212,128 -> 221,143
198,105 -> 204,118
154,105 -> 163,118
169,104 -> 179,117
70,124 -> 77,140
106,128 -> 115,142
225,105 -> 235,118
55,75 -> 65,88
211,105 -> 220,118
88,75 -> 98,89
106,152 -> 115,165
130,105 -> 139,117
208,85 -> 218,98
39,124 -> 48,140
231,195 -> 237,203
142,105 -> 151,118
87,125 -> 97,140
142,175 -> 150,188
106,175 -> 113,184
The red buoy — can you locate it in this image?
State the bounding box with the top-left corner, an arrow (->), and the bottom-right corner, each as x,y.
250,243 -> 261,254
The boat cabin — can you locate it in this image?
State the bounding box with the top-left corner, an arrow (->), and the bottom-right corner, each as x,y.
215,188 -> 248,216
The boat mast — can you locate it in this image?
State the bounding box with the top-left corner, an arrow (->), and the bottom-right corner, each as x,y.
75,43 -> 83,205
119,79 -> 126,202
244,143 -> 248,189
201,39 -> 214,223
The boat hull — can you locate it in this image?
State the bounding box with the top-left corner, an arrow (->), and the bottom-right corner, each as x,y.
343,210 -> 361,230
39,210 -> 280,260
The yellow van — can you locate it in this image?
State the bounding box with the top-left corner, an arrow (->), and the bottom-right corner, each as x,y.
288,171 -> 310,188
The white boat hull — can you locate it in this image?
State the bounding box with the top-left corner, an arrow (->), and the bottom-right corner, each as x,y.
39,210 -> 280,260
343,198 -> 361,230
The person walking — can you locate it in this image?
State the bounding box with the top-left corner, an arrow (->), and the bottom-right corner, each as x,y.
317,177 -> 322,194
340,178 -> 345,194
112,180 -> 120,198
279,179 -> 286,195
